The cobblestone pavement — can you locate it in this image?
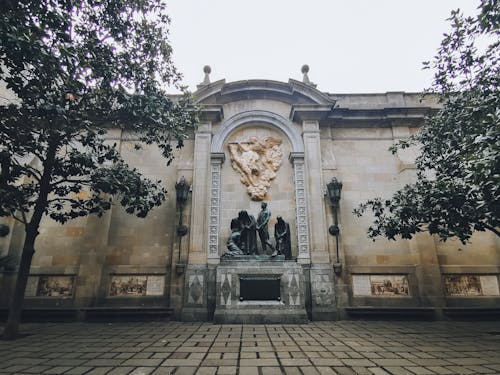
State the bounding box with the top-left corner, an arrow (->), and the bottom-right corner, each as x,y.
1,321 -> 500,375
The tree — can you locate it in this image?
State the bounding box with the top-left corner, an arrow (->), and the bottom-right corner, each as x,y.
354,0 -> 499,244
0,0 -> 198,339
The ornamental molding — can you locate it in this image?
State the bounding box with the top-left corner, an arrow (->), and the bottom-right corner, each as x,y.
211,110 -> 303,153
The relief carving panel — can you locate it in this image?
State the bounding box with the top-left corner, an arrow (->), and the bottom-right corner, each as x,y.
228,137 -> 283,201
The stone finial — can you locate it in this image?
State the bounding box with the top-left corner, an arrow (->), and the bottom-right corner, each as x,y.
301,64 -> 310,83
201,65 -> 211,85
301,64 -> 316,87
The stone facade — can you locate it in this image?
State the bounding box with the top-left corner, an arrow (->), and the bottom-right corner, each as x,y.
1,77 -> 499,321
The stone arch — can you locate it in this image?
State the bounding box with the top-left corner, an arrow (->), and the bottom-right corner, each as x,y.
211,110 -> 303,153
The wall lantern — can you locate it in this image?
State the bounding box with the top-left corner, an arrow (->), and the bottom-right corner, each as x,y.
174,176 -> 190,275
326,177 -> 343,275
175,176 -> 190,237
327,177 -> 342,207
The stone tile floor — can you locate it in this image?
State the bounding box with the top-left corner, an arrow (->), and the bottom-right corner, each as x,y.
1,321 -> 499,375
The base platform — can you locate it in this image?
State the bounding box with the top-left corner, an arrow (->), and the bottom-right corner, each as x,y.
213,260 -> 308,324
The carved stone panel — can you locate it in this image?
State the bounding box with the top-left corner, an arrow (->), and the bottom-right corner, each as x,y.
290,153 -> 310,259
228,137 -> 283,200
188,274 -> 204,305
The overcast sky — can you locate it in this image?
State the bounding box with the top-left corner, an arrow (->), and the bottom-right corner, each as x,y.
165,0 -> 480,94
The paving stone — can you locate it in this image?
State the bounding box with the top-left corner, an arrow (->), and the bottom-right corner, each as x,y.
85,367 -> 114,375
121,360 -> 163,367
464,365 -> 498,373
173,367 -> 197,375
150,367 -> 175,375
424,366 -> 455,375
281,368 -> 302,375
300,367 -> 321,375
410,359 -> 452,366
238,367 -> 259,375
240,359 -> 279,366
341,359 -> 376,367
194,367 -> 217,375
162,358 -> 203,366
279,358 -> 312,366
150,353 -> 171,359
310,358 -> 344,366
106,367 -> 136,375
332,367 -> 357,375
42,366 -> 73,374
368,369 -> 392,375
3,357 -> 46,366
2,365 -> 32,372
128,367 -> 156,375
216,366 -> 237,374
316,367 -> 337,375
64,367 -> 94,375
403,367 -> 436,374
131,353 -> 152,359
260,367 -> 283,375
372,359 -> 416,367
349,367 -> 372,375
448,358 -> 490,365
446,366 -> 475,374
177,347 -> 209,353
42,359 -> 88,367
485,364 -> 500,371
259,352 -> 277,359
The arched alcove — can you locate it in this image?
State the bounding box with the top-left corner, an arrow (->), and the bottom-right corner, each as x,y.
211,110 -> 303,153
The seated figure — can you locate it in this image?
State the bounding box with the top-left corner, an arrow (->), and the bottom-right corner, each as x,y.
224,218 -> 244,256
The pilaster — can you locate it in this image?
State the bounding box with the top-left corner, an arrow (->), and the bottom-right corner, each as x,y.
409,233 -> 446,316
188,122 -> 212,265
302,120 -> 330,264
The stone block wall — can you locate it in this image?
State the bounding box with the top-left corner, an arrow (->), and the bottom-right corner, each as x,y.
1,83 -> 498,320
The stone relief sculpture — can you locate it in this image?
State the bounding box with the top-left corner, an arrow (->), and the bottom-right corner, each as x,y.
228,137 -> 283,200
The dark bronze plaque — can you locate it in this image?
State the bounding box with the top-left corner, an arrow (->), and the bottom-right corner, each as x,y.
240,275 -> 281,301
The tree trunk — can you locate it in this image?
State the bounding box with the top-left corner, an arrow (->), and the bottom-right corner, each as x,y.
2,139 -> 58,340
2,226 -> 38,339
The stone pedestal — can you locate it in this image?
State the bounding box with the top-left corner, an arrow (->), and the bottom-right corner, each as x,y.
214,259 -> 308,323
310,264 -> 337,320
180,264 -> 215,321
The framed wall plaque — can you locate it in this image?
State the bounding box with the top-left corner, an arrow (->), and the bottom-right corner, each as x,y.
108,274 -> 165,297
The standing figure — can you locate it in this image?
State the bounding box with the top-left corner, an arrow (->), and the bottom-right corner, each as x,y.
256,202 -> 275,254
238,210 -> 258,255
274,216 -> 291,259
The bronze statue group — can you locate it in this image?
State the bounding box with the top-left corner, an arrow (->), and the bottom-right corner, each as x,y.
225,202 -> 292,259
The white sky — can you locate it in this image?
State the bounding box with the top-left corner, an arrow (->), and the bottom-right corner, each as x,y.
165,0 -> 480,94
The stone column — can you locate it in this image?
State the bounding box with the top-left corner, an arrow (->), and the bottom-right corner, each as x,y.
289,152 -> 310,264
207,153 -> 224,264
302,120 -> 330,263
